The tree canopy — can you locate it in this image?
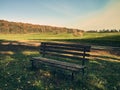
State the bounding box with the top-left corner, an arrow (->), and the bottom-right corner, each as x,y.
0,20 -> 83,34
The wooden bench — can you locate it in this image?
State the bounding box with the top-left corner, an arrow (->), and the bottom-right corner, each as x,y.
30,42 -> 91,79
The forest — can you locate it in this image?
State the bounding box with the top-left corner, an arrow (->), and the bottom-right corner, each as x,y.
0,20 -> 83,34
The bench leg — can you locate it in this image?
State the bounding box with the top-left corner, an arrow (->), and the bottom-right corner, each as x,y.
82,68 -> 84,76
71,72 -> 74,80
31,60 -> 35,69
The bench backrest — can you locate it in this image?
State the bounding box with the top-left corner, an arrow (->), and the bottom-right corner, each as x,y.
40,42 -> 91,65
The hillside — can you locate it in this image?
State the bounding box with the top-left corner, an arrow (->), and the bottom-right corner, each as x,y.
0,20 -> 83,34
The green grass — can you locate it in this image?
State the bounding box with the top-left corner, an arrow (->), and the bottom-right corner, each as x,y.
0,32 -> 120,47
0,41 -> 120,90
0,33 -> 77,40
0,32 -> 120,90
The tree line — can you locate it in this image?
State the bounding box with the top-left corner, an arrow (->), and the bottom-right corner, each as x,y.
0,20 -> 83,34
87,29 -> 120,33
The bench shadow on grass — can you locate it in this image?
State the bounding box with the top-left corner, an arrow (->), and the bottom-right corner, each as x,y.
29,33 -> 120,47
0,39 -> 120,90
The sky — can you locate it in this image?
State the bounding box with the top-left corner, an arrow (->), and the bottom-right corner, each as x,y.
0,0 -> 120,30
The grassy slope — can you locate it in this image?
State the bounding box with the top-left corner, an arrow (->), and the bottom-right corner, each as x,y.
0,32 -> 120,47
0,32 -> 120,90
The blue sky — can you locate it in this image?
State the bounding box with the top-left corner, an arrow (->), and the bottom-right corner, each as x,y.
0,0 -> 120,30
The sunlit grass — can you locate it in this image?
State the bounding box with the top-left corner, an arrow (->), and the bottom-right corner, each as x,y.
22,51 -> 39,55
0,33 -> 79,40
0,32 -> 119,40
0,32 -> 119,47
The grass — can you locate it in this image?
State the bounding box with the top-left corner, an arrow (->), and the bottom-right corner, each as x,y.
0,32 -> 120,90
0,33 -> 77,40
0,32 -> 120,47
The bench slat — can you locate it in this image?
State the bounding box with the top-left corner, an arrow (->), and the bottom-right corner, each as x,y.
41,43 -> 91,52
33,60 -> 79,71
43,42 -> 91,50
40,48 -> 90,57
41,52 -> 88,61
32,57 -> 85,71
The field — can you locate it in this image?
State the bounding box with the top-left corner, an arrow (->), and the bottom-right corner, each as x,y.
0,32 -> 120,47
0,32 -> 120,90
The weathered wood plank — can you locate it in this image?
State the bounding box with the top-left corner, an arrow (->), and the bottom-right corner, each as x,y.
41,43 -> 91,52
41,52 -> 88,61
43,42 -> 91,49
32,57 -> 85,71
40,48 -> 90,56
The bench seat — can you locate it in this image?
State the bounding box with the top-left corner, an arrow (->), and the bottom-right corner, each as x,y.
31,57 -> 85,72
